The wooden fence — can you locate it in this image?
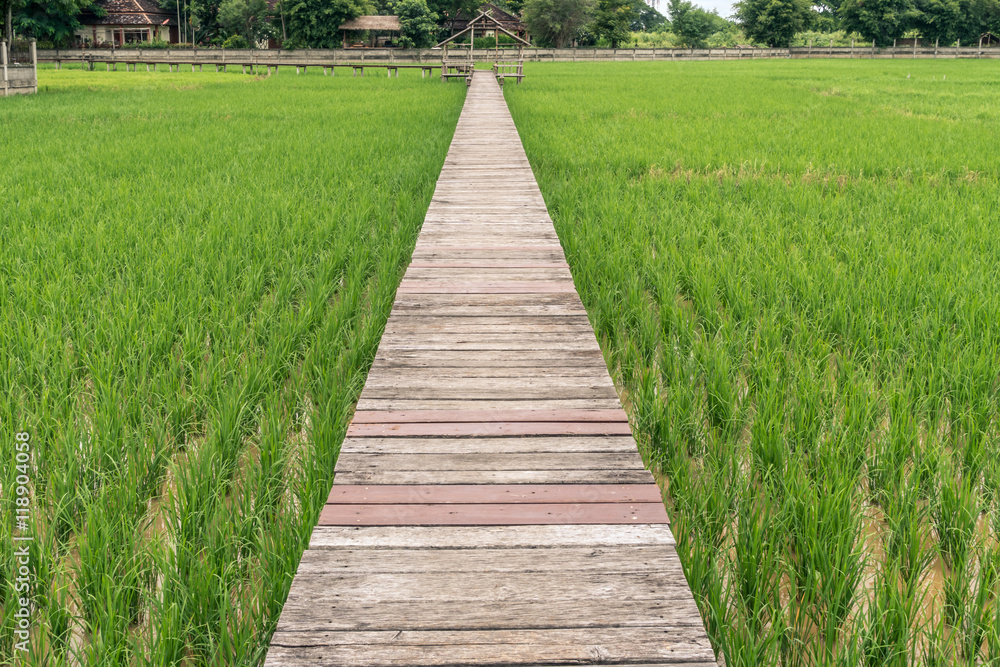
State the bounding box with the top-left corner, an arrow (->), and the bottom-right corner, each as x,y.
36,44 -> 1000,67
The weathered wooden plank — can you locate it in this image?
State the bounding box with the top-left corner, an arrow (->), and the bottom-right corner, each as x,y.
266,627 -> 715,665
346,422 -> 632,437
339,436 -> 640,454
319,502 -> 668,525
326,484 -> 660,504
350,409 -> 626,424
274,597 -> 705,633
334,452 -> 644,471
333,469 -> 657,485
354,398 -> 625,411
293,545 -> 682,575
309,523 -> 674,549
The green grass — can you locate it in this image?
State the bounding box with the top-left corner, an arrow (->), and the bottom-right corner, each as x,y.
506,60 -> 1000,665
0,67 -> 464,664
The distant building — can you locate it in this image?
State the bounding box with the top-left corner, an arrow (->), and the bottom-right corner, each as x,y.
75,0 -> 177,47
448,3 -> 526,41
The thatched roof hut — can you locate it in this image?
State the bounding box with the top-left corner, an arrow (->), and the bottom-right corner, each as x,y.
338,15 -> 402,47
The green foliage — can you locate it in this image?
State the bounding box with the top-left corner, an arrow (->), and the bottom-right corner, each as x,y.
0,67 -> 464,664
523,0 -> 595,46
218,0 -> 269,43
591,0 -> 636,46
668,0 -> 724,47
394,0 -> 438,47
286,0 -> 371,48
912,0 -> 1000,45
426,0 -> 480,31
507,59 -> 1000,666
735,0 -> 812,46
14,0 -> 98,46
838,0 -> 917,45
631,0 -> 666,30
221,32 -> 250,47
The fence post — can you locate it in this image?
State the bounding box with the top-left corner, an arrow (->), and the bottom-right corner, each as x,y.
979,35 -> 983,58
830,39 -> 833,55
872,40 -> 875,57
935,37 -> 938,57
913,38 -> 917,58
851,39 -> 854,58
29,38 -> 36,93
1,40 -> 7,97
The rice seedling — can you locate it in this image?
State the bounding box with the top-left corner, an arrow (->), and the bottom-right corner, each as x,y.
507,59 -> 1000,663
0,66 -> 463,663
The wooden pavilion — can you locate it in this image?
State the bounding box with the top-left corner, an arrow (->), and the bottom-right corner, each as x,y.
338,15 -> 402,48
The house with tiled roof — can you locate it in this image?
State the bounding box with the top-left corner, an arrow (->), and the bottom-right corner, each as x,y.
76,0 -> 177,46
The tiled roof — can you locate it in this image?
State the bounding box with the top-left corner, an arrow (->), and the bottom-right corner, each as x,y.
80,0 -> 174,26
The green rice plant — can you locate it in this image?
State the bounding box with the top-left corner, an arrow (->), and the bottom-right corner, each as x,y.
860,561 -> 922,667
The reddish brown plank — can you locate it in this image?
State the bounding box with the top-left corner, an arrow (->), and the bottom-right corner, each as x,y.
318,502 -> 669,526
407,263 -> 570,268
346,422 -> 635,437
327,484 -> 663,505
350,409 -> 628,424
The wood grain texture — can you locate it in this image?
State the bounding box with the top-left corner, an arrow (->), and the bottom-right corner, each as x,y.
266,70 -> 713,667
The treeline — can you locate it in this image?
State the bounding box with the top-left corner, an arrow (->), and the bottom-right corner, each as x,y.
529,0 -> 999,48
2,0 -> 996,48
0,0 -> 505,49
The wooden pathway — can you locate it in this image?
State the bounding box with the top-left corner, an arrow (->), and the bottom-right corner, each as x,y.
266,71 -> 714,667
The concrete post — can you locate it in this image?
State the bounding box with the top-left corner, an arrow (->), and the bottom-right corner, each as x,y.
1,40 -> 8,97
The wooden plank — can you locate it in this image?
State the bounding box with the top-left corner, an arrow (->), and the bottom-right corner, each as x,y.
319,502 -> 668,525
309,523 -> 674,549
339,436 -> 641,454
354,398 -> 625,411
350,409 -> 627,423
333,469 -> 657,485
266,627 -> 714,665
334,452 -> 644,471
346,422 -> 632,437
326,484 -> 661,504
293,545 -> 683,575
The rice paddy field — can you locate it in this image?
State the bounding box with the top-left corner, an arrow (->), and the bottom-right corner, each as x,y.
2,58 -> 999,666
0,67 -> 464,664
507,60 -> 1000,665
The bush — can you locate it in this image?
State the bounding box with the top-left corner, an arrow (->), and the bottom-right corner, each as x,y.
222,34 -> 250,49
119,40 -> 175,50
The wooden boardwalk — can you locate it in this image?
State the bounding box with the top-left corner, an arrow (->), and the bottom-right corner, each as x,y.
266,71 -> 714,667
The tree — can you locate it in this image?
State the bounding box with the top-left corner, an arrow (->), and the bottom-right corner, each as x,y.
14,0 -> 99,46
426,0 -> 480,34
910,0 -> 962,43
591,0 -> 635,46
630,0 -> 665,30
838,0 -> 917,45
1,0 -> 23,41
394,0 -> 438,46
286,0 -> 371,47
219,0 -> 269,43
523,0 -> 595,46
735,0 -> 812,46
668,0 -> 718,46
